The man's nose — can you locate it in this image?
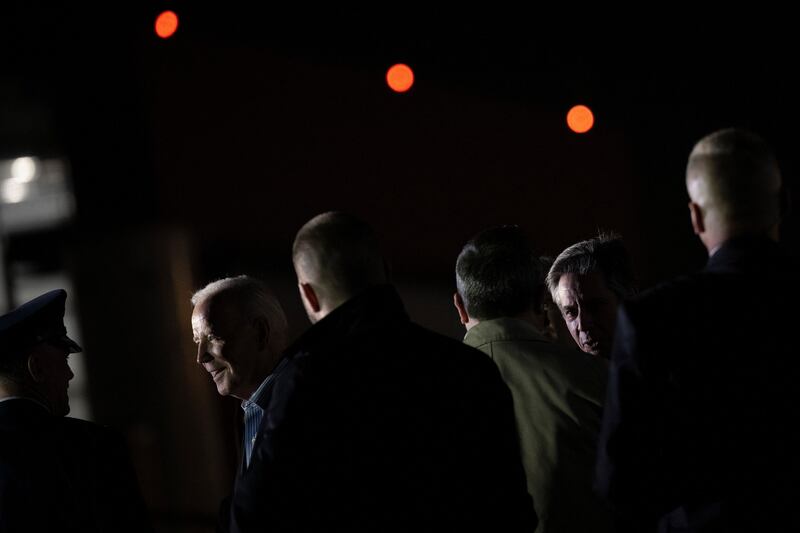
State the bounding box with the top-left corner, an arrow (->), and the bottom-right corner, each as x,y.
196,342 -> 212,365
576,310 -> 594,332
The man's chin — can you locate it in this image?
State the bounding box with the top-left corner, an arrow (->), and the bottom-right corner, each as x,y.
586,346 -> 611,359
216,381 -> 242,398
581,343 -> 604,358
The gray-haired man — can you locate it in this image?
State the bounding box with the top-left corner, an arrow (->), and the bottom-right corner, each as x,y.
546,234 -> 635,359
454,225 -> 612,533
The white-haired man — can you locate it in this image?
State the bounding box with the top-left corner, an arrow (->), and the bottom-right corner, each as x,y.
190,275 -> 289,530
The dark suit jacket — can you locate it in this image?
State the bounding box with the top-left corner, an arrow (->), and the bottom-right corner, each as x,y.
227,284 -> 537,532
596,237 -> 800,533
0,398 -> 152,533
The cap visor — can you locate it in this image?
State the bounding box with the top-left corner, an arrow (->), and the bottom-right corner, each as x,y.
58,335 -> 83,353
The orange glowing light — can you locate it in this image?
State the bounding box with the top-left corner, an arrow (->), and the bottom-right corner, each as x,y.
567,105 -> 594,133
386,64 -> 414,93
567,105 -> 594,134
155,11 -> 179,39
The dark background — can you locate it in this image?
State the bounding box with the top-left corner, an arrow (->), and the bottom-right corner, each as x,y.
2,4 -> 797,531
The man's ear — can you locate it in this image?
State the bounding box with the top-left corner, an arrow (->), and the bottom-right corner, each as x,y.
27,352 -> 47,383
453,292 -> 470,326
689,201 -> 705,235
253,317 -> 271,351
300,282 -> 321,314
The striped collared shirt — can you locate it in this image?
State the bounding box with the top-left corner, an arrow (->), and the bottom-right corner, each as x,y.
241,358 -> 287,469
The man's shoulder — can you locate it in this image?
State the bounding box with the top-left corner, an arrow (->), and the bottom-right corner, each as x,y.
468,318 -> 605,376
0,404 -> 116,451
620,270 -> 723,332
56,416 -> 128,455
505,337 -> 607,381
276,318 -> 508,407
312,316 -> 491,365
58,415 -> 114,435
616,265 -> 789,374
364,319 -> 508,387
464,318 -> 546,350
629,272 -> 704,308
0,398 -> 49,424
406,321 -> 498,364
629,242 -> 799,317
473,323 -> 608,406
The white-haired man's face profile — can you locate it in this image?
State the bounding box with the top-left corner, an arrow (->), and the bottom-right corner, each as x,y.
191,294 -> 267,400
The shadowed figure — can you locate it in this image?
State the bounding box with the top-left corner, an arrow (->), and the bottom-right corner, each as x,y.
596,128 -> 799,533
0,290 -> 152,533
227,212 -> 537,533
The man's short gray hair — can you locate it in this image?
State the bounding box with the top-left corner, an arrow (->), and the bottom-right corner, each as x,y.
292,212 -> 388,304
687,128 -> 782,234
546,233 -> 635,307
455,225 -> 543,320
191,275 -> 288,351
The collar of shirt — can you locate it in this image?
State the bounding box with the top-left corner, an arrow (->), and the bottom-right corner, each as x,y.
240,357 -> 288,413
240,358 -> 288,469
242,377 -> 271,415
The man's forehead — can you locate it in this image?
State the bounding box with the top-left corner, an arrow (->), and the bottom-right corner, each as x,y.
192,293 -> 242,330
558,272 -> 611,296
190,308 -> 208,331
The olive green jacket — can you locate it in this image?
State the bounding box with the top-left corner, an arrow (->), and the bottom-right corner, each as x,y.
464,317 -> 612,533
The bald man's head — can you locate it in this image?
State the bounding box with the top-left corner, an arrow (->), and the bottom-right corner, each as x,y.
687,128 -> 782,245
292,212 -> 388,319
